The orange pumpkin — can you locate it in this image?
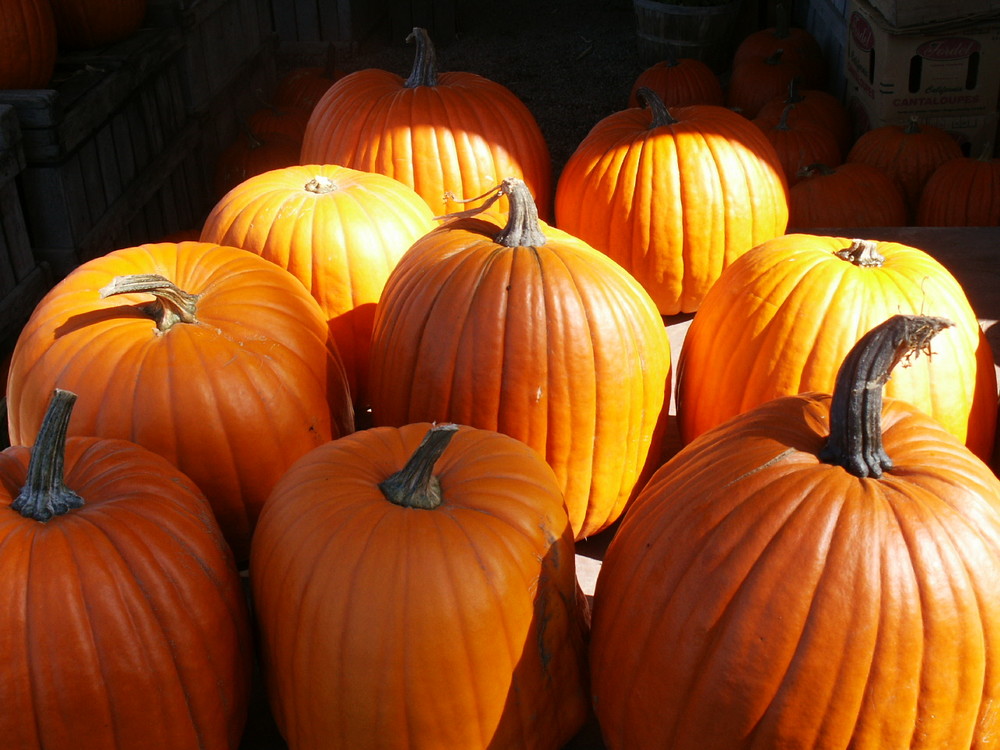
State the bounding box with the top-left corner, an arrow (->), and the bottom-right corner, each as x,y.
212,128 -> 301,200
752,103 -> 842,186
755,78 -> 853,158
368,178 -> 672,539
273,42 -> 345,114
250,422 -> 590,749
675,233 -> 997,460
726,48 -> 804,119
555,89 -> 789,315
0,0 -> 57,89
5,241 -> 355,563
732,1 -> 827,89
1,389 -> 253,748
200,164 -> 437,412
788,162 -> 907,229
591,313 -> 1000,749
627,53 -> 724,109
301,27 -> 552,218
916,146 -> 1000,227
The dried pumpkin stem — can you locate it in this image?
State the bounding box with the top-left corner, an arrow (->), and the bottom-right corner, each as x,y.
819,314 -> 953,478
496,177 -> 547,247
404,27 -> 438,88
635,87 -> 678,127
379,424 -> 459,509
100,274 -> 200,333
12,389 -> 84,522
834,238 -> 885,267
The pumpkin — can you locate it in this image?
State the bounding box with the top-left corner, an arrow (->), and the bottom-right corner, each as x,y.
752,103 -> 842,186
732,0 -> 827,89
301,27 -> 553,218
368,178 -> 672,540
5,241 -> 355,563
0,0 -> 57,89
915,145 -> 1000,227
627,52 -> 724,109
212,127 -> 301,199
554,88 -> 789,315
591,313 -> 1000,749
1,389 -> 253,748
847,116 -> 963,221
273,42 -> 345,114
726,48 -> 804,119
250,421 -> 590,749
675,233 -> 997,460
788,162 -> 907,229
200,164 -> 438,413
47,0 -> 146,49
755,77 -> 853,157
247,101 -> 311,145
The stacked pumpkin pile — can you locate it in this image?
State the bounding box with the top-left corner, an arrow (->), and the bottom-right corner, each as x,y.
3,14 -> 1000,750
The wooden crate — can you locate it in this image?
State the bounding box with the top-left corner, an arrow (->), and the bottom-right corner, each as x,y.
147,0 -> 274,112
272,0 -> 388,64
0,27 -> 192,278
0,106 -> 51,363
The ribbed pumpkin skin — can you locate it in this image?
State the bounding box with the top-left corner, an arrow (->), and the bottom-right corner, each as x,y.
916,154 -> 1000,227
755,85 -> 853,158
0,435 -> 253,749
753,106 -> 842,186
591,394 -> 1000,749
847,120 -> 963,220
554,103 -> 788,315
5,241 -> 355,562
250,423 -> 590,749
0,0 -> 57,89
627,58 -> 724,108
368,217 -> 672,540
48,0 -> 146,49
300,68 -> 553,218
201,164 -> 437,409
675,234 -> 997,458
789,162 -> 907,229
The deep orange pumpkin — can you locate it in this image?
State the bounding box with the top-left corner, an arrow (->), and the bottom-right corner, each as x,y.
300,27 -> 553,218
788,162 -> 907,229
916,146 -> 1000,227
726,48 -> 805,119
627,53 -> 724,109
368,178 -> 672,540
0,0 -> 57,89
732,1 -> 827,89
591,314 -> 1000,749
212,128 -> 301,199
675,233 -> 997,460
250,421 -> 590,749
1,389 -> 253,748
200,164 -> 437,412
273,42 -> 345,114
555,89 -> 789,315
47,0 -> 146,49
5,241 -> 355,563
753,103 -> 842,186
755,78 -> 853,158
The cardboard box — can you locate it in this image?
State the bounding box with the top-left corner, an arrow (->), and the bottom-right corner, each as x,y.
845,0 -> 1000,155
866,0 -> 1000,28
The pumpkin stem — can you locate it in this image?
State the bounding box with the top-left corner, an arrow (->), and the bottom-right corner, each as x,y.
404,27 -> 438,88
379,423 -> 459,509
305,176 -> 337,194
784,76 -> 803,104
773,1 -> 792,39
11,389 -> 84,522
904,116 -> 921,135
776,102 -> 795,130
99,274 -> 200,333
834,238 -> 885,267
636,87 -> 679,128
819,314 -> 953,478
496,177 -> 547,247
797,162 -> 836,180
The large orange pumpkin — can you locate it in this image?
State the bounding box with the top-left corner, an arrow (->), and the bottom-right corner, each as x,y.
368,178 -> 672,539
915,146 -> 1000,227
300,27 -> 552,218
250,421 -> 590,749
554,88 -> 788,315
201,164 -> 437,412
0,0 -> 57,89
675,233 -> 997,460
1,389 -> 253,748
591,314 -> 1000,749
5,241 -> 355,563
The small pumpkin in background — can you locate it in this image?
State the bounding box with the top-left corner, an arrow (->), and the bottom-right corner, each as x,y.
591,313 -> 1000,749
726,49 -> 804,119
301,27 -> 552,218
555,87 -> 789,315
788,162 -> 907,229
732,0 -> 827,89
0,0 -> 57,89
675,233 -> 997,460
752,102 -> 842,186
847,116 -> 963,221
368,178 -> 673,540
201,163 -> 438,414
5,241 -> 355,563
1,389 -> 253,748
212,125 -> 301,199
251,422 -> 590,749
47,0 -> 146,49
247,98 -> 312,145
755,77 -> 853,157
627,49 -> 724,108
273,42 -> 345,114
916,144 -> 1000,226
